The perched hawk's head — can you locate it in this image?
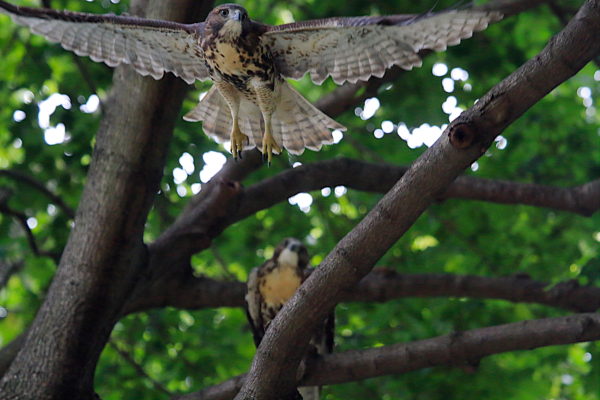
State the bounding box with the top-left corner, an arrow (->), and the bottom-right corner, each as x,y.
273,238 -> 309,269
206,4 -> 250,39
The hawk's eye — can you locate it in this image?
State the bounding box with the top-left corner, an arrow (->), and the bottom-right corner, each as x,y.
219,9 -> 229,17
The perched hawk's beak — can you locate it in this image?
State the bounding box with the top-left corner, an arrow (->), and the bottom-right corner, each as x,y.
231,9 -> 242,21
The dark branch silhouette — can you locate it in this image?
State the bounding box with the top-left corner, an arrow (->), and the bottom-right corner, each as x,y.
176,313 -> 600,400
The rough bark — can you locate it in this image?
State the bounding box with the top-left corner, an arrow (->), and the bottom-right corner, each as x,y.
234,1 -> 600,398
0,1 -> 212,399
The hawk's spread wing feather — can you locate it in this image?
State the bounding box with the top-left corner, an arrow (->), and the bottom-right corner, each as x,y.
0,2 -> 209,84
265,10 -> 502,85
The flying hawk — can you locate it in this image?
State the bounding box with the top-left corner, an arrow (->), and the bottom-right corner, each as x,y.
0,2 -> 502,163
246,238 -> 334,400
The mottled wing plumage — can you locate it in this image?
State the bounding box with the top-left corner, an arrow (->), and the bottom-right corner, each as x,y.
0,1 -> 209,84
0,1 -> 503,159
265,10 -> 502,84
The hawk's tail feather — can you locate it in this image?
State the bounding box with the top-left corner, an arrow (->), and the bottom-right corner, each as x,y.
274,82 -> 345,155
183,86 -> 240,145
184,82 -> 345,155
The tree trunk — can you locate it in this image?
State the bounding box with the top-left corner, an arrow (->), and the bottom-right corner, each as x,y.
0,1 -> 211,398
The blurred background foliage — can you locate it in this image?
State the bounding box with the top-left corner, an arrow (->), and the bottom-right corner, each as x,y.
0,0 -> 599,399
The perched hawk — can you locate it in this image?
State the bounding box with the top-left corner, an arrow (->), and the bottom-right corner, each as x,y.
246,238 -> 334,400
0,2 -> 502,163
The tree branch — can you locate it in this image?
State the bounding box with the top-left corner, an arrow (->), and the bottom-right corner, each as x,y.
125,268 -> 600,314
305,313 -> 600,386
234,158 -> 600,220
0,1 -> 215,398
130,157 -> 598,312
235,1 -> 600,397
176,313 -> 600,400
5,270 -> 600,382
480,0 -> 548,16
343,270 -> 600,312
0,260 -> 24,290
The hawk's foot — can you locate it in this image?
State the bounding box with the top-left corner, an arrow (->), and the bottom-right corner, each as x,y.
261,133 -> 282,165
230,126 -> 248,160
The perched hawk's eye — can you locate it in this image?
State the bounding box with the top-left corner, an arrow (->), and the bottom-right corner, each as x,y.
219,9 -> 229,17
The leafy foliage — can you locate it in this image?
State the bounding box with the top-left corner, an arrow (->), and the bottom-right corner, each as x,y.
0,0 -> 599,399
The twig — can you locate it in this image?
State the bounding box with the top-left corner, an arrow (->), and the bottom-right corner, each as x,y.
109,340 -> 173,397
210,244 -> 237,281
0,196 -> 61,262
0,169 -> 75,218
0,259 -> 24,290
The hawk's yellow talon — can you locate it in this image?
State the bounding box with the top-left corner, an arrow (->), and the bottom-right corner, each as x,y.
230,125 -> 248,160
261,133 -> 281,165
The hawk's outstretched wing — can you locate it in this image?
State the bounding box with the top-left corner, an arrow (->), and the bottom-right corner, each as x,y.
0,1 -> 209,84
265,10 -> 502,85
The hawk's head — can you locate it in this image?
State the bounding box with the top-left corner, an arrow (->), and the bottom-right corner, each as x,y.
273,238 -> 309,270
206,4 -> 250,40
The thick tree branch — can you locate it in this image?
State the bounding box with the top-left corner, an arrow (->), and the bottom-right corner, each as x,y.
305,313 -> 600,385
235,158 -> 600,220
235,1 -> 600,398
343,270 -> 600,312
480,0 -> 548,16
0,332 -> 26,380
129,158 -> 599,311
123,273 -> 245,315
178,313 -> 600,400
0,1 -> 214,398
5,271 -> 600,381
125,269 -> 600,314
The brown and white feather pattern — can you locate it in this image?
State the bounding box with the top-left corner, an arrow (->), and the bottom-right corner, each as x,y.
245,238 -> 333,399
266,10 -> 502,85
0,1 -> 502,157
0,3 -> 209,84
185,81 -> 343,155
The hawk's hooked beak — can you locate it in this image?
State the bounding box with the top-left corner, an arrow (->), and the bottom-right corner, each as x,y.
231,9 -> 242,21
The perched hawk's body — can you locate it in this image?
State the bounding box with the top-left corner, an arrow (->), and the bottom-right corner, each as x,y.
0,1 -> 502,162
246,238 -> 334,400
